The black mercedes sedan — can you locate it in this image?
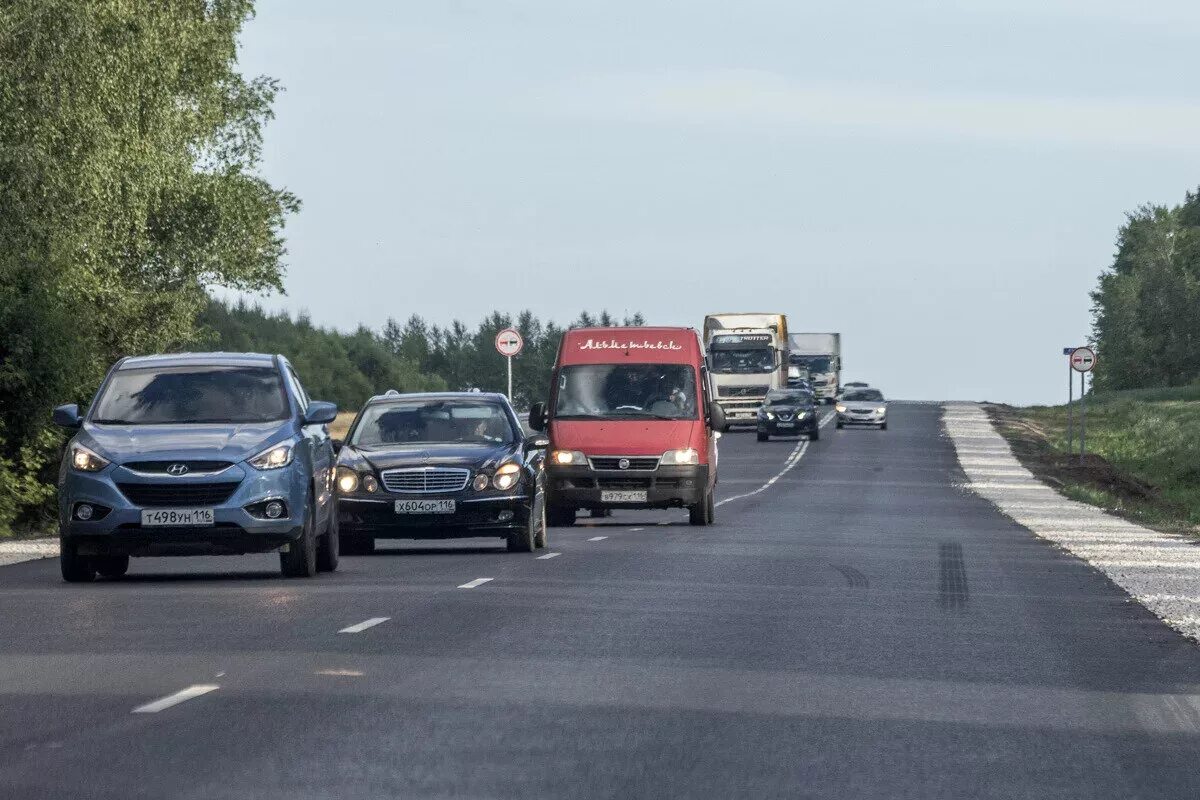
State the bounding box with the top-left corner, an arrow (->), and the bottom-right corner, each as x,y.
756,388 -> 820,442
334,391 -> 549,554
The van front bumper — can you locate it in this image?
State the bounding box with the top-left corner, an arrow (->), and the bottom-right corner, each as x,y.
546,464 -> 710,510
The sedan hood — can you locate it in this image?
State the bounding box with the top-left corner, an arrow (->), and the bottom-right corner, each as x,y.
841,401 -> 885,412
80,422 -> 291,463
551,419 -> 697,456
346,442 -> 516,472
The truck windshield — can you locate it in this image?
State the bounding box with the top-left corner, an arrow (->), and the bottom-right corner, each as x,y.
351,400 -> 515,446
90,366 -> 290,425
554,364 -> 698,420
790,355 -> 831,373
711,349 -> 775,374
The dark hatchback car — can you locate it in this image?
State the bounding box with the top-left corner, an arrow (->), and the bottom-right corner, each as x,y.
53,353 -> 339,581
334,392 -> 549,553
756,388 -> 820,441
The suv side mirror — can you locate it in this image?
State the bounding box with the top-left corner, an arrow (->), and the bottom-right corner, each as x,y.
304,401 -> 338,426
528,402 -> 547,432
708,402 -> 726,432
52,404 -> 82,429
524,433 -> 550,451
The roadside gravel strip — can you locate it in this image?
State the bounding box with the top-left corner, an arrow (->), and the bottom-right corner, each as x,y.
944,402 -> 1200,643
0,538 -> 56,567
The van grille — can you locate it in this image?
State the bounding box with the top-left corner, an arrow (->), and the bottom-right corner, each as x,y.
588,456 -> 660,471
380,467 -> 471,494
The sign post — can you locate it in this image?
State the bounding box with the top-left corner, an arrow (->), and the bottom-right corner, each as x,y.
1070,346 -> 1096,462
1063,347 -> 1075,455
494,328 -> 524,401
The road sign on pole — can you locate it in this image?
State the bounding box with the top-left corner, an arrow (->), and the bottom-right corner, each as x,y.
1069,347 -> 1096,462
495,328 -> 524,401
1070,346 -> 1096,373
1064,347 -> 1077,455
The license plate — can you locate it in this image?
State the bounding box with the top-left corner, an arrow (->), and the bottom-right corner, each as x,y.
776,422 -> 795,428
600,490 -> 647,503
395,499 -> 456,514
140,508 -> 215,527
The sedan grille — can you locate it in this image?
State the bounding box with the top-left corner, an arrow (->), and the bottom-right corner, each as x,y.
775,411 -> 794,421
588,456 -> 660,471
380,467 -> 471,494
118,482 -> 241,507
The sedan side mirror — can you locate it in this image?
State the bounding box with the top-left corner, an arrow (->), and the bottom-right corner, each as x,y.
304,400 -> 338,426
52,404 -> 82,429
528,402 -> 547,432
524,433 -> 550,451
331,438 -> 344,454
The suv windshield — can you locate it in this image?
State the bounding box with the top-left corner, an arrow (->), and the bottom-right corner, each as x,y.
554,364 -> 697,420
351,399 -> 515,446
711,348 -> 774,374
90,365 -> 290,424
844,389 -> 884,402
765,390 -> 811,406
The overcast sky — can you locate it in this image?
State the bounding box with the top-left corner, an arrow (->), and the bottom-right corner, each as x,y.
233,0 -> 1200,405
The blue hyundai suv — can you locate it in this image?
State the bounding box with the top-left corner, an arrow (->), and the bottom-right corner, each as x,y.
52,353 -> 339,581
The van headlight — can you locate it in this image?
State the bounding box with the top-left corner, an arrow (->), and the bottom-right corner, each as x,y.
550,450 -> 587,466
493,463 -> 521,491
249,443 -> 294,470
661,448 -> 699,466
70,444 -> 110,472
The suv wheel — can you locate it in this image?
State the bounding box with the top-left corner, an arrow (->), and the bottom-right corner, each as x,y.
60,535 -> 95,583
281,500 -> 318,578
94,554 -> 130,579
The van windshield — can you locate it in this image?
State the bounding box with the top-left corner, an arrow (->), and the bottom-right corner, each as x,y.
90,365 -> 289,425
554,364 -> 698,420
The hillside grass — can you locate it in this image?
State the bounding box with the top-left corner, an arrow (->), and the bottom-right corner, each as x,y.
990,386 -> 1200,534
330,412 -> 355,441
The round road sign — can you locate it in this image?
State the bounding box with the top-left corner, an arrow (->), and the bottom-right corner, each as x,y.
1070,346 -> 1096,373
495,328 -> 524,357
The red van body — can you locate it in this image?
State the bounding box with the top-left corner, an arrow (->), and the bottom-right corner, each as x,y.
530,327 -> 722,526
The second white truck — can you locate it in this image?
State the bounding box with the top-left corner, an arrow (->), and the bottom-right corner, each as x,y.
788,333 -> 841,404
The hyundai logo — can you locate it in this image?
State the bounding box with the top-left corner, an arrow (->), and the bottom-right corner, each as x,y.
618,458 -> 631,470
166,463 -> 189,476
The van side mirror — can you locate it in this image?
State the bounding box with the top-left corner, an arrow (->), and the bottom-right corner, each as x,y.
304,401 -> 338,426
52,404 -> 82,429
708,402 -> 726,431
528,402 -> 547,432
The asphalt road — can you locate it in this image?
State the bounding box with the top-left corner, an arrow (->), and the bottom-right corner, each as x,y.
2,403 -> 1200,799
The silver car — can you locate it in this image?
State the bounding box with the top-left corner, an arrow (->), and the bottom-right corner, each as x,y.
835,388 -> 888,430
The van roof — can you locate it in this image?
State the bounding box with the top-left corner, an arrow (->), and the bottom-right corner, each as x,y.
558,327 -> 702,365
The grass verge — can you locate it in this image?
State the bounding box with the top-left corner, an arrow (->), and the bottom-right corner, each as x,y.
987,388 -> 1200,536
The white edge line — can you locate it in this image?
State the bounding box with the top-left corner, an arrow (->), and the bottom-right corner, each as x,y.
536,552 -> 561,559
458,577 -> 494,589
132,684 -> 220,714
338,617 -> 390,634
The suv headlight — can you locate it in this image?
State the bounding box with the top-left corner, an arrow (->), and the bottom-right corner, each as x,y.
493,463 -> 521,491
661,448 -> 699,466
550,450 -> 587,466
70,444 -> 110,472
249,443 -> 294,471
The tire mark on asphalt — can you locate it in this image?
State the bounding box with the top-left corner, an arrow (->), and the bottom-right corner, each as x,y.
831,564 -> 869,588
938,542 -> 969,610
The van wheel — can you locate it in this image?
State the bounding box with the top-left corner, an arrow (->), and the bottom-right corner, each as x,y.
317,509 -> 339,573
689,490 -> 715,526
281,501 -> 318,578
547,505 -> 576,527
60,536 -> 95,583
94,555 -> 130,579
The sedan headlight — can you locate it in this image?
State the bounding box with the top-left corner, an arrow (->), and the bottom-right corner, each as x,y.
493,463 -> 521,491
249,443 -> 294,471
550,450 -> 587,466
835,404 -> 847,413
336,467 -> 359,494
70,444 -> 110,472
877,407 -> 887,414
796,411 -> 808,419
661,448 -> 699,466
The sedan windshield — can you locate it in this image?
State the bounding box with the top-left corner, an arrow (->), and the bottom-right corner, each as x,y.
711,348 -> 775,374
844,389 -> 884,402
554,364 -> 697,420
91,366 -> 289,424
351,400 -> 515,446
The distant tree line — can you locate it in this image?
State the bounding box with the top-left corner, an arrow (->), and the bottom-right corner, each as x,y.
1092,187 -> 1200,390
204,300 -> 644,411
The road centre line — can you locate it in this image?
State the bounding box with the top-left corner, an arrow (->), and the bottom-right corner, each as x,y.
536,552 -> 561,560
458,577 -> 494,589
338,617 -> 390,634
715,411 -> 833,508
587,536 -> 608,542
132,684 -> 219,714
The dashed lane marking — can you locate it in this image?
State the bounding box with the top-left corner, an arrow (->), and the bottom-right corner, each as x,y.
715,411 -> 833,508
132,684 -> 219,714
458,577 -> 494,589
587,536 -> 608,542
536,552 -> 561,560
338,617 -> 390,634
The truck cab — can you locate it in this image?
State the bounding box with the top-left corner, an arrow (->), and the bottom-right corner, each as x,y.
703,313 -> 789,428
529,327 -> 724,527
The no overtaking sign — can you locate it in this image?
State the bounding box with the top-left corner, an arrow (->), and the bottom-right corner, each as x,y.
1070,346 -> 1096,373
495,328 -> 523,357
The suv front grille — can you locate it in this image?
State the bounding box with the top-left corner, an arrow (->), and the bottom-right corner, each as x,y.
124,460 -> 233,475
118,482 -> 241,507
380,467 -> 471,494
588,456 -> 660,471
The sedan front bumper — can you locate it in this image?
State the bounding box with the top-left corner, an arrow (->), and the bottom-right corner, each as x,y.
338,495 -> 532,538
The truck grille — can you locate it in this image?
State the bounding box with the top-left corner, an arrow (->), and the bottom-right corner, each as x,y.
588,456 -> 660,471
118,482 -> 241,507
719,386 -> 769,398
380,467 -> 470,494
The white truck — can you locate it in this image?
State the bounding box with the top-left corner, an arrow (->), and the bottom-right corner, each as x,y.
787,333 -> 841,404
703,313 -> 789,428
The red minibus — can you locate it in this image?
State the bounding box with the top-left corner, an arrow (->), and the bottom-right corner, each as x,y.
529,327 -> 725,526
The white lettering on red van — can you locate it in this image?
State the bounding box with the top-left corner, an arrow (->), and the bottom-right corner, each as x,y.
578,338 -> 684,351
